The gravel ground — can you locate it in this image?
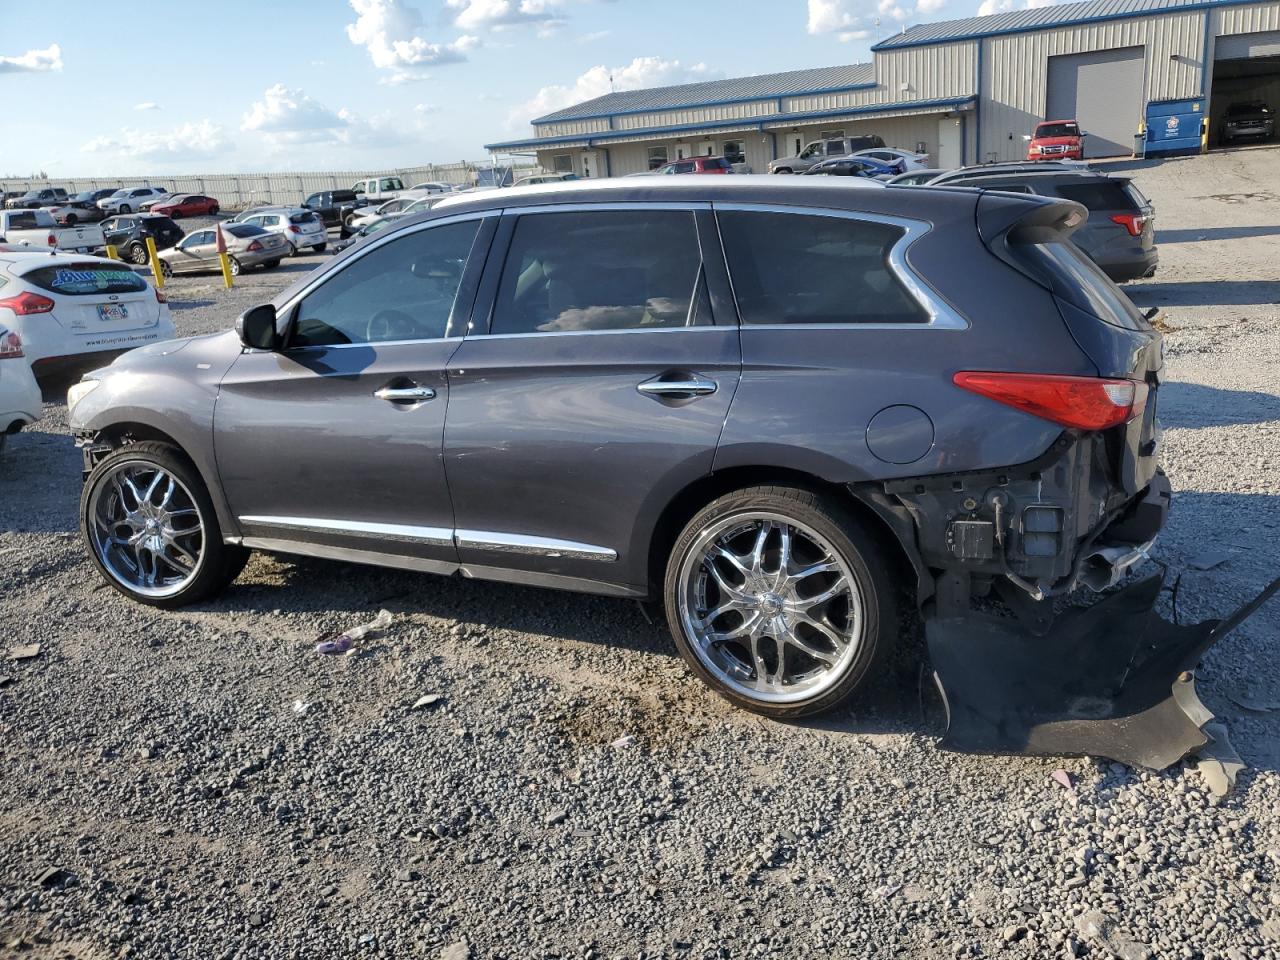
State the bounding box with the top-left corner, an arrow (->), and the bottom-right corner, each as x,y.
2,150 -> 1279,960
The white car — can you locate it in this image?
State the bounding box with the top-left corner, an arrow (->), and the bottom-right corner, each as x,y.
237,207 -> 327,256
852,148 -> 933,173
0,324 -> 41,457
346,194 -> 433,230
0,251 -> 175,384
408,181 -> 457,194
351,176 -> 406,203
97,187 -> 168,215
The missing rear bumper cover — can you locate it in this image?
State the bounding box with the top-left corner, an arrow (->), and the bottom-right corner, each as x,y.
926,573 -> 1280,769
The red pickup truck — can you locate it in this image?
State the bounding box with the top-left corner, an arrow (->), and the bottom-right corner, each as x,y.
1026,119 -> 1085,160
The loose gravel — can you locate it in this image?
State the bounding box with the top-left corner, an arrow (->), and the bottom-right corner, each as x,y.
2,150 -> 1279,959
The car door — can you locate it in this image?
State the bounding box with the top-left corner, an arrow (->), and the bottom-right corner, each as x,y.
443,203 -> 742,595
172,230 -> 215,272
103,217 -> 134,250
213,212 -> 495,571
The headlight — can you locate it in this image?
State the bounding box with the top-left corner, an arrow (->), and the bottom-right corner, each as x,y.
66,378 -> 101,415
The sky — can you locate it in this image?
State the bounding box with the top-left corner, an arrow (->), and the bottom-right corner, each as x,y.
0,0 -> 1070,176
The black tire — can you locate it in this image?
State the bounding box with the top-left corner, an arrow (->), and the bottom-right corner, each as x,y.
119,204 -> 132,214
663,484 -> 898,719
286,242 -> 300,258
159,260 -> 173,278
170,209 -> 181,219
263,258 -> 282,269
772,167 -> 793,174
129,242 -> 149,265
64,213 -> 78,225
313,243 -> 327,253
80,441 -> 248,609
209,205 -> 219,216
229,256 -> 242,276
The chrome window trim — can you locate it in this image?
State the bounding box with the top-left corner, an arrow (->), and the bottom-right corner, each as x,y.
476,202 -> 712,340
238,515 -> 454,547
711,201 -> 969,331
271,210 -> 496,340
454,530 -> 617,562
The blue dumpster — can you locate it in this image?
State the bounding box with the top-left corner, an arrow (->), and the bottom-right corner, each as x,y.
1145,98 -> 1205,156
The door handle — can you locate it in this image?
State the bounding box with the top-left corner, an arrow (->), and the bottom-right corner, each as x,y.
374,385 -> 436,403
637,374 -> 718,399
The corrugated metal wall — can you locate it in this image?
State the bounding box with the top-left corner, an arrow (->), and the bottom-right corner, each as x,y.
614,100 -> 777,131
0,162 -> 512,211
979,9 -> 1207,161
1214,0 -> 1280,37
530,118 -> 612,138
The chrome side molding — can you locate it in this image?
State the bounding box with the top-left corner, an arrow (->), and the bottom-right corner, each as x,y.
236,516 -> 617,562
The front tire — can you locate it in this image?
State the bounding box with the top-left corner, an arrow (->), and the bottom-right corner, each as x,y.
209,205 -> 219,216
128,242 -> 149,265
312,243 -> 327,253
664,485 -> 898,719
119,204 -> 132,214
80,441 -> 248,609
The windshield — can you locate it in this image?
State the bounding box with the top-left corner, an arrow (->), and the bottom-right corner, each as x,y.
1037,122 -> 1080,138
1227,102 -> 1270,116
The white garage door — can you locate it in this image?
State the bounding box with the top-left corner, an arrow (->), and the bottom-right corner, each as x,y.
1046,46 -> 1145,158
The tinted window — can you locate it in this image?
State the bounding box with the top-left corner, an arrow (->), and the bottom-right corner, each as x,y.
491,211 -> 704,335
225,224 -> 263,238
305,194 -> 322,207
331,190 -> 358,203
719,211 -> 928,325
291,220 -> 480,347
8,212 -> 41,229
23,263 -> 147,296
289,212 -> 318,224
1037,122 -> 1080,138
825,141 -> 846,156
1054,180 -> 1138,211
1013,239 -> 1146,331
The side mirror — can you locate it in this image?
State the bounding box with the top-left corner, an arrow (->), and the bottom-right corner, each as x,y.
1022,134 -> 1033,141
237,303 -> 279,351
1080,131 -> 1090,137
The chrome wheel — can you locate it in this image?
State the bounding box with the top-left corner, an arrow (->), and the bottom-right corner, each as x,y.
87,460 -> 205,598
677,512 -> 864,704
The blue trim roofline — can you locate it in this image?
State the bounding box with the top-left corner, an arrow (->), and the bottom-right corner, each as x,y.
487,96 -> 977,152
871,0 -> 1265,50
531,82 -> 879,126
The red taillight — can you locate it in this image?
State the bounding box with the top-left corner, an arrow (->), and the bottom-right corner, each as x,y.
953,371 -> 1148,431
1109,213 -> 1148,237
288,225 -> 302,233
47,232 -> 57,247
0,330 -> 24,359
247,240 -> 263,251
155,287 -> 167,304
0,291 -> 55,316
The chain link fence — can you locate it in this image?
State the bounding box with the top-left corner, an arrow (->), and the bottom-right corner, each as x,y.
0,161 -> 537,212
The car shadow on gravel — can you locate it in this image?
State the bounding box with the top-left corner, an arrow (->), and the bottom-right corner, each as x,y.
1125,279 -> 1280,307
1157,381 -> 1280,427
166,298 -> 217,310
1156,225 -> 1280,243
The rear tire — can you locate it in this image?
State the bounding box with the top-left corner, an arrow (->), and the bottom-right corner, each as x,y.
229,256 -> 242,276
119,204 -> 132,214
664,485 -> 898,719
159,260 -> 173,278
313,243 -> 327,253
263,258 -> 282,269
209,205 -> 219,216
80,441 -> 248,609
772,167 -> 793,175
129,243 -> 149,265
64,214 -> 78,225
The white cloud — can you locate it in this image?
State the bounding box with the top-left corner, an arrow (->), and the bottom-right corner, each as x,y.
133,101 -> 160,111
346,0 -> 477,69
512,56 -> 715,124
242,84 -> 348,135
79,120 -> 227,162
446,0 -> 564,31
0,43 -> 62,74
808,0 -> 949,38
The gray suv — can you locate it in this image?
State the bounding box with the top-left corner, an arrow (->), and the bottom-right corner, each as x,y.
68,176 -> 1186,747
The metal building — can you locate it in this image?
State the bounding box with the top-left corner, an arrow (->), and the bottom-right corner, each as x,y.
486,0 -> 1280,173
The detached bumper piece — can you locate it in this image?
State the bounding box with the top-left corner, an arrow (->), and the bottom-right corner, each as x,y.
927,573 -> 1280,770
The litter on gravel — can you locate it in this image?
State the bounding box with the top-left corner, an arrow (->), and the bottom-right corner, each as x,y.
315,609 -> 393,655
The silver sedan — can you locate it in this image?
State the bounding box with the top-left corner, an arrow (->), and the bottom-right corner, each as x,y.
156,224 -> 288,276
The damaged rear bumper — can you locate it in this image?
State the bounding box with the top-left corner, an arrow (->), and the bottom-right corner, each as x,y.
926,573 -> 1280,769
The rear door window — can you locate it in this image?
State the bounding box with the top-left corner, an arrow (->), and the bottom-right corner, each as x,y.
489,210 -> 707,335
718,210 -> 928,325
22,263 -> 147,295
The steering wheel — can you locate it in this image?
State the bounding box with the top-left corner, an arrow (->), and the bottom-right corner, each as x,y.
367,309 -> 418,342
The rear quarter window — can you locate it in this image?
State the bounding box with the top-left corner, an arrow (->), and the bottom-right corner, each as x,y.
1053,180 -> 1139,212
718,210 -> 929,325
225,224 -> 265,238
23,263 -> 147,295
1011,238 -> 1147,331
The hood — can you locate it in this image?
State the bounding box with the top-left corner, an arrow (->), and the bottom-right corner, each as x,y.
99,329 -> 242,372
1031,135 -> 1082,146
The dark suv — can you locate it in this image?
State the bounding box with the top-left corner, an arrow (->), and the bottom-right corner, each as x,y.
301,189 -> 369,233
68,174 -> 1189,746
5,187 -> 68,210
932,170 -> 1157,282
100,213 -> 185,265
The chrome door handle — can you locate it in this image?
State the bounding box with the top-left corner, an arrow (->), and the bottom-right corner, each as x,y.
374,386 -> 436,403
637,375 -> 718,398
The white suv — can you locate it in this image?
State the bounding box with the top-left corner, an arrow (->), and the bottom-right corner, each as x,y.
97,187 -> 167,215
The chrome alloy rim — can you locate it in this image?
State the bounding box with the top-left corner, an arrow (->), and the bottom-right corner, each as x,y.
88,460 -> 205,598
678,512 -> 865,704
